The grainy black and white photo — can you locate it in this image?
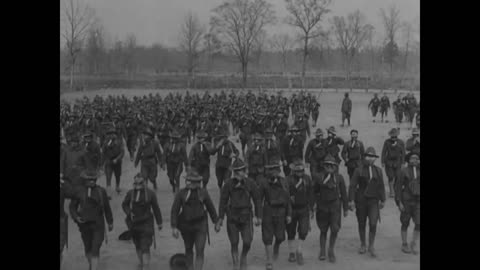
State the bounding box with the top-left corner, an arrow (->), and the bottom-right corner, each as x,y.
60,0 -> 420,270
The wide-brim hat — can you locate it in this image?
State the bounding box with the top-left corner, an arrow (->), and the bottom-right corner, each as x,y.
170,130 -> 181,138
252,133 -> 263,140
80,169 -> 99,180
327,126 -> 336,134
196,130 -> 208,139
169,253 -> 188,270
315,128 -> 324,136
83,131 -> 94,138
185,171 -> 203,182
388,128 -> 400,137
289,160 -> 305,171
143,128 -> 154,137
405,152 -> 420,162
106,128 -> 117,135
364,147 -> 379,158
232,159 -> 247,171
264,159 -> 281,169
289,125 -> 300,132
323,155 -> 338,166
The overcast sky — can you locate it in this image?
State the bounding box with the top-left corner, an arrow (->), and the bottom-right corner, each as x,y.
74,0 -> 419,47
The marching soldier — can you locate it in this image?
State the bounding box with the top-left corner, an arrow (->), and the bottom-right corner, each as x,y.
170,170 -> 219,270
61,133 -> 86,187
238,114 -> 253,158
368,94 -> 381,122
325,127 -> 345,170
215,159 -> 262,270
164,130 -> 188,193
379,93 -> 391,122
285,160 -> 314,265
311,100 -> 320,127
392,95 -> 405,124
101,128 -> 125,194
258,158 -> 292,270
293,112 -> 310,145
312,155 -> 348,263
341,129 -> 365,179
341,93 -> 352,127
214,130 -> 240,189
122,173 -> 163,270
125,115 -> 140,161
245,133 -> 267,185
273,112 -> 288,146
264,128 -> 282,165
406,128 -> 420,156
348,147 -> 386,257
281,126 -> 304,177
395,152 -> 420,255
60,175 -> 75,266
69,169 -> 114,270
305,128 -> 328,176
189,130 -> 216,188
381,128 -> 405,198
134,128 -> 165,190
81,132 -> 102,172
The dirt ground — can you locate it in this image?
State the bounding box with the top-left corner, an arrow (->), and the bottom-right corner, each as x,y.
61,89 -> 420,270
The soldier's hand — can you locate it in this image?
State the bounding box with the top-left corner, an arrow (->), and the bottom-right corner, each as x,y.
130,157 -> 134,162
108,223 -> 113,231
214,222 -> 221,233
348,202 -> 355,211
286,216 -> 292,224
76,217 -> 85,224
398,203 -> 405,212
158,224 -> 163,231
172,228 -> 180,239
379,201 -> 385,209
282,160 -> 288,166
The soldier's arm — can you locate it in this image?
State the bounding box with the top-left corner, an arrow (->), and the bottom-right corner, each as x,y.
69,195 -> 80,221
134,144 -> 141,167
339,176 -> 349,213
181,144 -> 189,168
285,181 -> 292,218
188,145 -> 196,165
116,141 -> 125,162
304,141 -> 313,163
381,141 -> 388,165
203,191 -> 219,224
348,169 -> 360,202
306,122 -> 311,137
394,169 -> 404,206
121,191 -> 132,216
307,176 -> 315,212
336,137 -> 345,146
102,188 -> 114,225
170,191 -> 183,229
377,167 -> 386,203
150,191 -> 163,226
360,142 -> 365,160
250,181 -> 262,218
400,141 -> 406,164
218,181 -> 230,221
341,143 -> 348,162
155,142 -> 166,166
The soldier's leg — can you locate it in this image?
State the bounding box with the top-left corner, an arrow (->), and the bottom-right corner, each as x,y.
90,227 -> 105,270
181,229 -> 195,270
105,162 -> 113,188
215,167 -> 223,190
410,202 -> 420,254
328,203 -> 342,263
400,202 -> 413,253
114,162 -> 122,193
367,200 -> 379,257
286,212 -> 298,262
201,166 -> 210,188
355,201 -> 368,253
151,165 -> 158,190
131,231 -> 144,267
296,211 -> 309,265
273,216 -> 286,260
227,220 -> 241,270
347,114 -> 351,126
194,223 -> 208,270
262,215 -> 274,269
175,163 -> 183,191
239,219 -> 253,270
167,162 -> 176,190
140,232 -> 153,270
80,226 -> 94,265
315,208 -> 329,260
386,166 -> 395,197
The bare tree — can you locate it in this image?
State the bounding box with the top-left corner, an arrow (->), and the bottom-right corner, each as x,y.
331,10 -> 373,88
251,30 -> 268,70
179,12 -> 204,77
285,0 -> 331,87
60,0 -> 95,90
210,0 -> 276,86
380,4 -> 401,80
270,34 -> 294,74
204,29 -> 222,74
124,33 -> 137,76
85,21 -> 105,75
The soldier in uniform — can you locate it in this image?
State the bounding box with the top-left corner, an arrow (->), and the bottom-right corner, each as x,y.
215,159 -> 262,270
325,127 -> 345,171
293,112 -> 310,145
157,115 -> 171,149
170,170 -> 219,270
60,175 -> 74,266
392,95 -> 404,124
125,115 -> 140,161
281,126 -> 304,177
61,133 -> 87,187
122,173 -> 163,270
189,130 -> 216,188
368,94 -> 381,122
264,128 -> 282,166
312,155 -> 348,263
406,128 -> 420,156
164,130 -> 188,193
273,112 -> 288,146
305,128 -> 328,176
395,152 -> 420,255
81,132 -> 102,172
341,93 -> 352,127
348,147 -> 385,257
69,169 -> 114,270
311,100 -> 320,127
238,114 -> 253,158
245,133 -> 267,185
257,158 -> 292,270
379,93 -> 391,122
341,129 -> 365,179
101,128 -> 125,194
214,130 -> 239,189
285,160 -> 314,265
381,128 -> 405,198
134,128 -> 165,190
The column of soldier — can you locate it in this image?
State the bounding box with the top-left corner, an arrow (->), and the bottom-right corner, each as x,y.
60,90 -> 420,270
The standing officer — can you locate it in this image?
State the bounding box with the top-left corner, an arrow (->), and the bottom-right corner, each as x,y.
102,128 -> 125,194
348,147 -> 385,257
215,159 -> 262,270
189,130 -> 216,188
341,93 -> 352,127
134,128 -> 165,190
392,95 -> 405,124
122,173 -> 163,270
69,169 -> 114,270
341,129 -> 365,179
368,94 -> 381,122
281,126 -> 304,177
245,133 -> 267,185
381,128 -> 405,198
285,160 -> 314,265
164,130 -> 188,193
170,170 -> 219,270
395,152 -> 420,255
305,128 -> 328,176
379,93 -> 391,122
214,130 -> 240,189
312,155 -> 348,263
258,158 -> 292,270
406,128 -> 420,156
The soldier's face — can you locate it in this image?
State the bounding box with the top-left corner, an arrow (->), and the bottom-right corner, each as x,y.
365,156 -> 376,165
267,167 -> 281,178
294,170 -> 304,178
351,133 -> 358,140
316,135 -> 323,140
234,170 -> 246,179
409,156 -> 420,167
325,164 -> 336,174
84,136 -> 92,143
85,179 -> 96,187
134,180 -> 145,190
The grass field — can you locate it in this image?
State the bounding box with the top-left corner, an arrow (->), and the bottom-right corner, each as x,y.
61,89 -> 420,270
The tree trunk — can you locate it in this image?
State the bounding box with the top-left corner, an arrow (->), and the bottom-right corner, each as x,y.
70,57 -> 75,90
242,61 -> 248,88
302,36 -> 308,89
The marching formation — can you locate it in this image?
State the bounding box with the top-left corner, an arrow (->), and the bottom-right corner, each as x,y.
60,90 -> 420,270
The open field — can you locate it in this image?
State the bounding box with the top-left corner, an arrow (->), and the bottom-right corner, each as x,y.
61,89 -> 420,270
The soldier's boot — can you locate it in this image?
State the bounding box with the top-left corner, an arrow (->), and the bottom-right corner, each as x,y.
401,230 -> 411,253
410,229 -> 420,255
195,253 -> 204,270
328,232 -> 338,263
287,239 -> 296,262
142,253 -> 151,270
90,256 -> 99,270
319,231 -> 327,260
86,253 -> 92,269
265,245 -> 273,270
358,224 -> 367,254
368,230 -> 377,258
273,240 -> 281,261
389,181 -> 395,198
296,250 -> 304,265
239,243 -> 250,270
136,250 -> 143,269
231,249 -> 240,270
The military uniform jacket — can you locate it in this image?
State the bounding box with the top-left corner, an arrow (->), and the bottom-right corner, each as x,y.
134,140 -> 164,167
368,97 -> 381,110
273,118 -> 288,140
81,141 -> 102,171
380,97 -> 390,110
122,188 -> 162,233
170,187 -> 218,228
294,119 -> 311,142
264,139 -> 281,165
286,174 -> 314,212
312,172 -> 348,212
393,100 -> 404,112
281,136 -> 304,162
164,141 -> 188,166
326,137 -> 345,164
395,166 -> 420,206
406,137 -> 420,155
69,185 -> 113,228
381,138 -> 405,167
305,138 -> 328,164
61,146 -> 86,184
341,98 -> 352,113
258,176 -> 292,218
189,141 -> 215,167
61,180 -> 75,217
101,139 -> 125,164
348,163 -> 386,203
125,119 -> 139,138
341,140 -> 365,169
218,177 -> 262,221
246,144 -> 267,174
215,140 -> 239,168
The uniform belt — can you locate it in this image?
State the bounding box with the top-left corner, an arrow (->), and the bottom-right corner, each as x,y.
292,204 -> 308,209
